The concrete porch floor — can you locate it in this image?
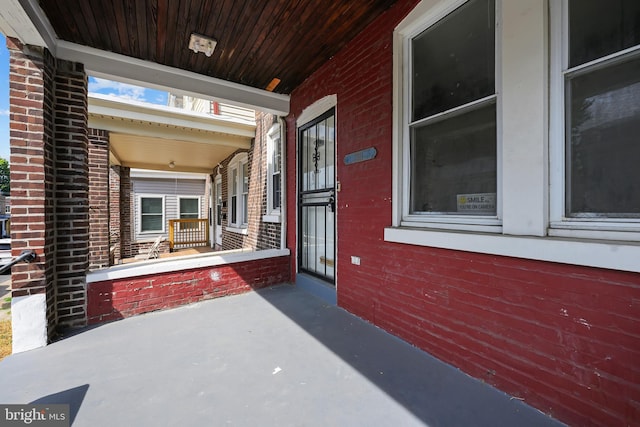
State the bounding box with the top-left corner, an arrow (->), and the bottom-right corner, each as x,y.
0,285 -> 564,427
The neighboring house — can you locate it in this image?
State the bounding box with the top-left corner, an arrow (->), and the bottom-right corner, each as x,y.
0,195 -> 9,239
129,169 -> 209,257
3,1 -> 640,426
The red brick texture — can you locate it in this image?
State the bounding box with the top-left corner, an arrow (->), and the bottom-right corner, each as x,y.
88,129 -> 109,269
8,37 -> 89,333
87,255 -> 290,324
286,1 -> 640,425
8,38 -> 57,333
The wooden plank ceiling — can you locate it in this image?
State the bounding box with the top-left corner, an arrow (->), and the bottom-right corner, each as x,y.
39,0 -> 397,94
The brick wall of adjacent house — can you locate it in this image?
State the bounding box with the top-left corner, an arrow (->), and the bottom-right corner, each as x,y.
87,255 -> 290,323
120,167 -> 132,259
220,148 -> 250,251
109,164 -> 121,263
286,0 -> 640,425
8,38 -> 57,334
88,128 -> 109,269
8,37 -> 90,333
253,112 -> 281,250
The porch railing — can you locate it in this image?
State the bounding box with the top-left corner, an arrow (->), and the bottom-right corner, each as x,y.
168,218 -> 209,250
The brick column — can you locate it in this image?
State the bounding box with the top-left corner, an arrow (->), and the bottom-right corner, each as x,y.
120,167 -> 132,259
109,165 -> 122,264
52,60 -> 89,329
8,38 -> 90,349
88,129 -> 110,269
7,38 -> 56,351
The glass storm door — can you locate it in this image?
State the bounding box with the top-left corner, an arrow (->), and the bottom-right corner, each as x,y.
298,109 -> 336,283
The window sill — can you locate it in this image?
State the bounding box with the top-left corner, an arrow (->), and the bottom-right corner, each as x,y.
262,213 -> 281,223
226,226 -> 248,235
384,226 -> 640,273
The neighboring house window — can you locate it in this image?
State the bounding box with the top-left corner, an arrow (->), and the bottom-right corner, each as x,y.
264,122 -> 282,222
550,0 -> 640,239
227,153 -> 249,231
401,0 -> 499,230
178,197 -> 200,229
139,196 -> 165,233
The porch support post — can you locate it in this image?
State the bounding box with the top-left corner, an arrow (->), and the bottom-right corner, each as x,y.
88,129 -> 110,269
7,37 -> 55,352
8,36 -> 90,351
52,59 -> 89,330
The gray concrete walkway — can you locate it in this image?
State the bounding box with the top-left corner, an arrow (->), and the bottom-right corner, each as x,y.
0,285 -> 564,427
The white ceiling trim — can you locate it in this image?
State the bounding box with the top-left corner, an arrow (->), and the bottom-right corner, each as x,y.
58,40 -> 290,116
89,95 -> 256,138
88,116 -> 252,149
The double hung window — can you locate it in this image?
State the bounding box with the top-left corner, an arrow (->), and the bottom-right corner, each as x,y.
551,0 -> 640,237
403,0 -> 499,228
228,153 -> 249,230
140,196 -> 164,233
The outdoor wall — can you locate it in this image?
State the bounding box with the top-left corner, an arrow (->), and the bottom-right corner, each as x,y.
87,254 -> 290,324
88,128 -> 110,269
251,112 -> 282,250
286,1 -> 640,426
8,38 -> 57,350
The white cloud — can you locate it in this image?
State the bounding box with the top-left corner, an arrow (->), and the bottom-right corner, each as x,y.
0,109 -> 9,116
88,77 -> 147,101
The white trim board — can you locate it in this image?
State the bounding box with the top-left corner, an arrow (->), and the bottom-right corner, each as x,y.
384,227 -> 640,273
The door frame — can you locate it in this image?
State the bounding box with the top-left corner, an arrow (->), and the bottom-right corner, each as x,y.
297,106 -> 337,284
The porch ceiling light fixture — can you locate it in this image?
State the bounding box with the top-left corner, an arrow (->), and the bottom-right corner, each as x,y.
169,161 -> 175,169
189,33 -> 217,57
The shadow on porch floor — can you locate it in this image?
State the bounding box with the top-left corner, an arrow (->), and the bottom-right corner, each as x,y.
0,285 -> 564,427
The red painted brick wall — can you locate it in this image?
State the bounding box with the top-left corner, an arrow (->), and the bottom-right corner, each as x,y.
87,255 -> 290,324
286,1 -> 640,425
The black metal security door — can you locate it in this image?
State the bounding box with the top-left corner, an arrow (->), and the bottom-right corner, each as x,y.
298,108 -> 336,283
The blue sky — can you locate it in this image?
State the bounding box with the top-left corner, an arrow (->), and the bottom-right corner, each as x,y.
0,33 -> 168,160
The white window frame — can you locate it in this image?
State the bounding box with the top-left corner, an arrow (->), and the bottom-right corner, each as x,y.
264,121 -> 283,223
138,195 -> 165,234
549,0 -> 640,242
227,152 -> 249,234
177,196 -> 201,220
394,0 -> 502,233
386,0 -> 640,273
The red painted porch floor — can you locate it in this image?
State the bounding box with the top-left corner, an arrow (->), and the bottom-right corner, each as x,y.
0,285 -> 564,426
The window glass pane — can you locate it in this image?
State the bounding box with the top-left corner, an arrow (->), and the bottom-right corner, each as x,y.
569,0 -> 640,68
180,199 -> 199,216
231,196 -> 237,223
566,58 -> 640,216
141,197 -> 162,214
242,163 -> 249,193
242,194 -> 248,224
273,136 -> 281,174
411,0 -> 495,121
411,104 -> 497,214
272,173 -> 281,209
141,215 -> 162,232
232,168 -> 237,196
